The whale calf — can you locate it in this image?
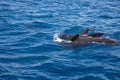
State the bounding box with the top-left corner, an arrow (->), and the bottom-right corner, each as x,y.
59,28 -> 118,46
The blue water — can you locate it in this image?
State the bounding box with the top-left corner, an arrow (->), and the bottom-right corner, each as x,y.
0,0 -> 120,80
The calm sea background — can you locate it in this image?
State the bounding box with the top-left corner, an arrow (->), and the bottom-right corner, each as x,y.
0,0 -> 120,80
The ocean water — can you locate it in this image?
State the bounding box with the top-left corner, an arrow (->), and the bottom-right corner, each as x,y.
0,0 -> 120,80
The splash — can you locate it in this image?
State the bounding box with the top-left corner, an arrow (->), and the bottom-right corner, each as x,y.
53,33 -> 72,43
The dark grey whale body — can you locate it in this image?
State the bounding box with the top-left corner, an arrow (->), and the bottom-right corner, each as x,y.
60,28 -> 118,46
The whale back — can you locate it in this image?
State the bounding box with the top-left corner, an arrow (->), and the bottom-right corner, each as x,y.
58,28 -> 118,46
89,33 -> 103,37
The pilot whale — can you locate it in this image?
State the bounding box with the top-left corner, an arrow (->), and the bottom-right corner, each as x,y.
58,28 -> 119,46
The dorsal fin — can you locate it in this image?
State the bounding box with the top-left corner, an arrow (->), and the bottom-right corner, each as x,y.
80,28 -> 89,35
71,34 -> 79,41
89,33 -> 103,37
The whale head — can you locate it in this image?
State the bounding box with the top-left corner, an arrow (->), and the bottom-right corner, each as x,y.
60,34 -> 74,40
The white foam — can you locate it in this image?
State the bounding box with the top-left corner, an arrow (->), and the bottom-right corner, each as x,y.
53,33 -> 72,43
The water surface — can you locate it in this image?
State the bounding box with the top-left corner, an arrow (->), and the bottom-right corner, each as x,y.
0,0 -> 120,80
